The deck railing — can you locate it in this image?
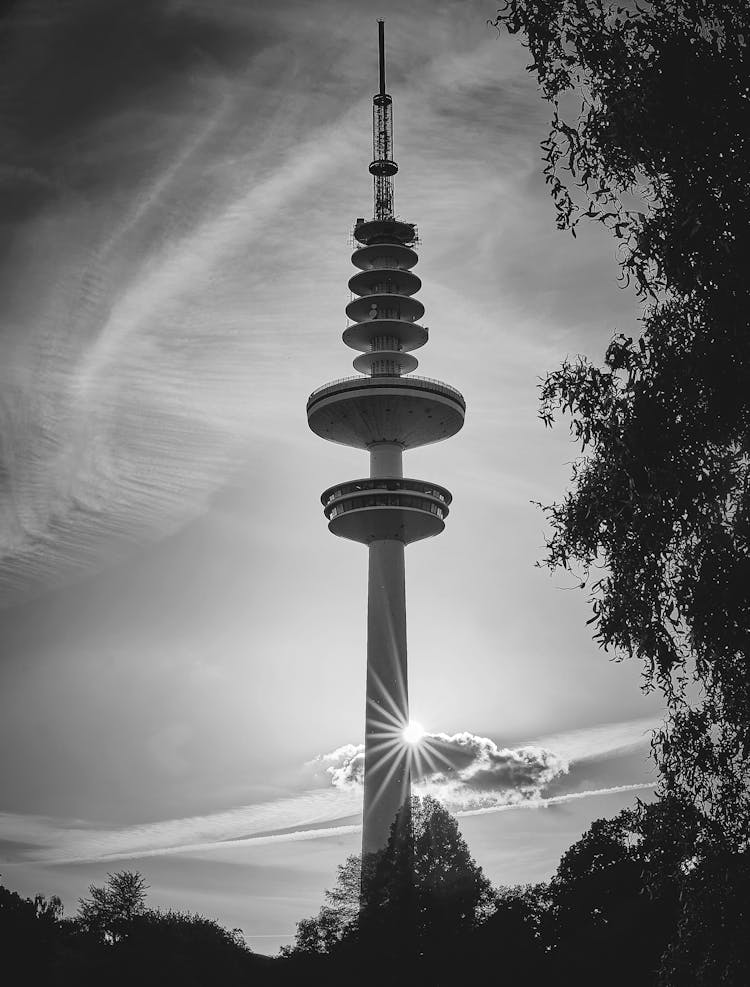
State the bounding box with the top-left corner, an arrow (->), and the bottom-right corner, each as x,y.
322,477 -> 452,507
307,375 -> 465,411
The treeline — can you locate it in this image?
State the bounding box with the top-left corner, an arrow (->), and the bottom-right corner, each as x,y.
3,793 -> 748,986
281,794 -> 749,986
0,871 -> 272,986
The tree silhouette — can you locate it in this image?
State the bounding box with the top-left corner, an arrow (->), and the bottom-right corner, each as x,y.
286,794 -> 494,981
0,880 -> 65,980
282,854 -> 361,955
472,882 -> 550,982
492,0 -> 750,847
77,870 -> 148,943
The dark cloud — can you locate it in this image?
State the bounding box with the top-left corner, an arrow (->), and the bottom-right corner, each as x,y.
3,1 -> 262,143
0,2 -> 285,605
0,0 -> 270,227
425,732 -> 567,794
317,732 -> 568,810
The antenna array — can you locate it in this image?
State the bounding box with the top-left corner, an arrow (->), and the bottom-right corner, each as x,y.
369,20 -> 398,220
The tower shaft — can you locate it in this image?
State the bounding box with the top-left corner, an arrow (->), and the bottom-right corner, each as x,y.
363,537 -> 410,855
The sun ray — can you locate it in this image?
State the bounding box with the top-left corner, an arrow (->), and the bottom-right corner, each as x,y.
365,704 -> 405,736
366,695 -> 404,729
366,721 -> 406,741
369,747 -> 410,812
366,668 -> 407,725
408,744 -> 428,781
367,742 -> 407,779
415,742 -> 441,775
420,737 -> 457,771
367,722 -> 405,738
366,737 -> 403,758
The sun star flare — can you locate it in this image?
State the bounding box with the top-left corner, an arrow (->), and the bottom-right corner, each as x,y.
403,720 -> 426,745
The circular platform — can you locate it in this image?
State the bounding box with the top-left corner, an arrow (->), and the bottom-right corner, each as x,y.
321,477 -> 452,545
369,159 -> 398,177
342,319 -> 428,353
348,268 -> 421,297
307,376 -> 465,450
345,293 -> 425,325
351,351 -> 419,376
354,218 -> 416,246
351,242 -> 418,272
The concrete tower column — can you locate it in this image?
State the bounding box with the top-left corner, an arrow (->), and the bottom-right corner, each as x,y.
363,537 -> 410,856
369,442 -> 403,478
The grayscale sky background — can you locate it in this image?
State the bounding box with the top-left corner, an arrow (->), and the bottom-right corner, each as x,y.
0,0 -> 662,952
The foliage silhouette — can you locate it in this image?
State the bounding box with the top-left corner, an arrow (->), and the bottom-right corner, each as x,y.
492,0 -> 750,846
285,794 -> 493,961
490,2 -> 750,980
548,809 -> 675,986
0,870 -> 276,987
77,870 -> 148,942
283,795 -> 494,983
3,796 -> 747,985
0,880 -> 64,980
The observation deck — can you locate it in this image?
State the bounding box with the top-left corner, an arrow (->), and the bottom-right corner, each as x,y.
354,218 -> 416,245
345,293 -> 425,325
307,375 -> 466,450
322,477 -> 452,545
342,318 -> 428,353
351,241 -> 418,272
348,268 -> 421,297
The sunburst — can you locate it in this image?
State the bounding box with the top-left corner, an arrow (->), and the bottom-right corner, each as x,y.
402,719 -> 425,745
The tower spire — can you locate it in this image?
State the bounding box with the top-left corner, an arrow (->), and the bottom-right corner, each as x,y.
378,19 -> 386,96
370,20 -> 398,220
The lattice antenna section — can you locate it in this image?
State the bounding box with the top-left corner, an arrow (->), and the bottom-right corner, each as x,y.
369,20 -> 398,220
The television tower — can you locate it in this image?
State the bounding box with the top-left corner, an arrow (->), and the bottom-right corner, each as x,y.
307,21 -> 465,860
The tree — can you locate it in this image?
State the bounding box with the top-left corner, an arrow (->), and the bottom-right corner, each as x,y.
65,872 -> 267,986
285,795 -> 494,968
491,1 -> 750,845
633,795 -> 750,986
281,854 -> 361,956
0,880 -> 65,977
408,793 -> 495,937
658,846 -> 750,987
77,870 -> 148,943
545,805 -> 685,986
473,882 -> 550,981
105,909 -> 259,987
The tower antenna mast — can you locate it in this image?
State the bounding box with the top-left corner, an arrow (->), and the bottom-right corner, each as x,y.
370,19 -> 398,220
379,18 -> 386,95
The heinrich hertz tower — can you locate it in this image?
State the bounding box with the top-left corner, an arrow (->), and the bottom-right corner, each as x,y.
307,22 -> 466,859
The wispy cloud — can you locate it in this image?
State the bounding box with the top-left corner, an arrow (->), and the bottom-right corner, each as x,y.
0,782 -> 655,866
0,789 -> 361,866
532,715 -> 660,763
0,0 -> 370,603
457,782 -> 655,818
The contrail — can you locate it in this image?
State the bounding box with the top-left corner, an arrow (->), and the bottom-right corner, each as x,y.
456,782 -> 655,818
16,782 -> 654,866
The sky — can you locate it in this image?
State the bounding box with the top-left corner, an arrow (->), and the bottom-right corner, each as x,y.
0,0 -> 663,953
